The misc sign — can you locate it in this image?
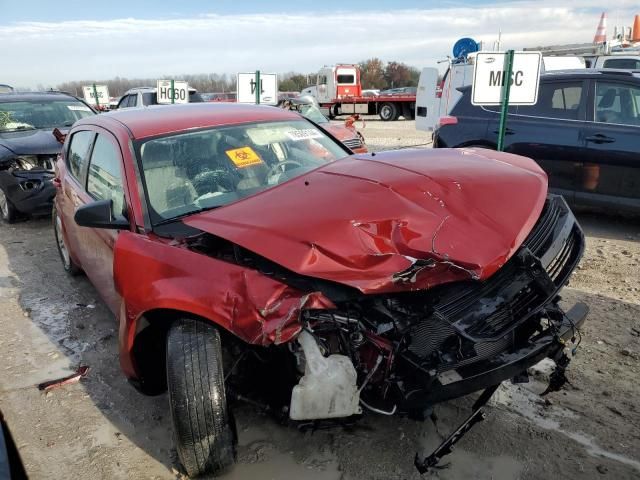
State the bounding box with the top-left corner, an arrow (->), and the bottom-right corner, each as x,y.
82,85 -> 110,107
156,80 -> 189,104
237,72 -> 278,105
471,52 -> 542,105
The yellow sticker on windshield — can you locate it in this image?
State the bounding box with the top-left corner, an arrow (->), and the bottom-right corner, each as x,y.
225,146 -> 263,168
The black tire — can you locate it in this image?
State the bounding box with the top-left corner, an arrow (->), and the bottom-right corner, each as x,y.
53,204 -> 82,275
379,102 -> 398,121
0,187 -> 17,224
167,318 -> 236,477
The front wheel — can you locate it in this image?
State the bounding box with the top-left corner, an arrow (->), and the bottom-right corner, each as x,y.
379,102 -> 398,121
0,187 -> 17,223
53,204 -> 81,275
167,318 -> 236,477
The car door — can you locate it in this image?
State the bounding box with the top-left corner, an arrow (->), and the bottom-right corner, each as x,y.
60,130 -> 96,267
487,79 -> 588,201
578,79 -> 640,211
79,129 -> 129,314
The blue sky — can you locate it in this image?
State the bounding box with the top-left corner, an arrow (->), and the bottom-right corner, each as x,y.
3,0 -> 507,21
1,1 -> 636,88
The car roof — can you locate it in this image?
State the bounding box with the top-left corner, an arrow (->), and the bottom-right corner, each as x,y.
124,86 -> 198,94
457,68 -> 640,94
541,68 -> 640,80
0,92 -> 82,103
76,102 -> 304,139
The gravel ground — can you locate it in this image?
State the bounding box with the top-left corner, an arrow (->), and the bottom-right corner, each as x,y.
0,119 -> 638,480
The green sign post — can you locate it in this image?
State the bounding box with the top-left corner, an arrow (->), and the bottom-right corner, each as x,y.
496,50 -> 515,152
170,79 -> 175,105
92,83 -> 100,110
255,70 -> 261,105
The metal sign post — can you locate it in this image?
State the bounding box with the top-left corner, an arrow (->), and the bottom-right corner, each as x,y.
92,83 -> 100,109
471,50 -> 541,152
496,50 -> 514,152
237,72 -> 278,105
255,70 -> 261,105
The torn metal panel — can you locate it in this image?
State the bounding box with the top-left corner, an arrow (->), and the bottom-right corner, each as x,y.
184,148 -> 547,294
113,231 -> 335,378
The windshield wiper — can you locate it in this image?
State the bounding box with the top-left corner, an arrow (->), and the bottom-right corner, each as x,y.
154,205 -> 220,226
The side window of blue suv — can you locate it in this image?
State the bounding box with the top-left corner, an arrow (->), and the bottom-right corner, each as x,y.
515,82 -> 584,120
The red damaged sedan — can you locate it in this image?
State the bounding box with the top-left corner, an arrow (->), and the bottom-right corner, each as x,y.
53,103 -> 587,477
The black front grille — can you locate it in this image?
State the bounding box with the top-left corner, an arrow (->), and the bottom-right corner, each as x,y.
343,137 -> 363,150
408,195 -> 583,355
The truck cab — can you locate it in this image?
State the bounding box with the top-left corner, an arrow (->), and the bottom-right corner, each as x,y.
315,65 -> 361,104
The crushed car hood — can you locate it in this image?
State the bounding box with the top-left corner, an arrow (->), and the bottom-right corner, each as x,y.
0,129 -> 65,155
184,148 -> 548,294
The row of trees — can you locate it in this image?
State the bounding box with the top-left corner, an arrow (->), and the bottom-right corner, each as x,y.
53,59 -> 419,97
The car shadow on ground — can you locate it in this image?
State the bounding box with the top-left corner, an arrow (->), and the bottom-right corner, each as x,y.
1,214 -> 639,479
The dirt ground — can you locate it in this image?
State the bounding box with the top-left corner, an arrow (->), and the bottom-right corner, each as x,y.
0,118 -> 639,480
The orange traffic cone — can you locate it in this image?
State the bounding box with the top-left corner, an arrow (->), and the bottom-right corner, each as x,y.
632,15 -> 640,42
594,12 -> 607,43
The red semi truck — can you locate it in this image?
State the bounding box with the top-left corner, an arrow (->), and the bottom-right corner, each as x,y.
300,64 -> 416,121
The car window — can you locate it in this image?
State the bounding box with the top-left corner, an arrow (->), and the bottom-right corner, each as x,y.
0,99 -> 94,132
137,119 -> 348,224
595,81 -> 640,125
117,96 -> 127,109
142,92 -> 155,106
66,130 -> 95,181
130,94 -> 138,107
602,58 -> 640,69
515,81 -> 583,120
189,92 -> 204,103
86,134 -> 125,215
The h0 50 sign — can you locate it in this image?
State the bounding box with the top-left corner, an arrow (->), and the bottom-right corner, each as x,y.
471,52 -> 542,106
156,80 -> 189,104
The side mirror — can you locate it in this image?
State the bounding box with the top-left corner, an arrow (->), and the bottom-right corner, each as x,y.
74,199 -> 130,230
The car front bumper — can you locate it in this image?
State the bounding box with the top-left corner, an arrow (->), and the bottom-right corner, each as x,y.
0,170 -> 56,215
402,301 -> 588,408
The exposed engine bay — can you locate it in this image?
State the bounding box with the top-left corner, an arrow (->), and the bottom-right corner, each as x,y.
180,194 -> 587,470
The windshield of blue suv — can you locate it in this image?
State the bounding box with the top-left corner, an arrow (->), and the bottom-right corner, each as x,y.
0,99 -> 94,132
137,119 -> 349,225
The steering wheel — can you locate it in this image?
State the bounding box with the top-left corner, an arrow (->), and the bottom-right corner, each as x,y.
267,160 -> 303,179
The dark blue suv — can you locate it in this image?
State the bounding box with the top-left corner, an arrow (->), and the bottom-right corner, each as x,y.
434,70 -> 640,215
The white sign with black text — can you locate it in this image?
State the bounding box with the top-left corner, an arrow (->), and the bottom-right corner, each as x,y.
237,73 -> 278,105
471,52 -> 542,106
82,85 -> 110,107
156,80 -> 189,104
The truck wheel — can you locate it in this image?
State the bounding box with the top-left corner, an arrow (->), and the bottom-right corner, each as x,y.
0,187 -> 17,223
53,204 -> 82,275
167,318 -> 236,478
379,103 -> 398,121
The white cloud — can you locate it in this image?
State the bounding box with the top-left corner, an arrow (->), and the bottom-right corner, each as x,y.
1,2 -> 637,88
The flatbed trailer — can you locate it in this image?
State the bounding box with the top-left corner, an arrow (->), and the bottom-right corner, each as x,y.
319,94 -> 416,121
302,64 -> 416,121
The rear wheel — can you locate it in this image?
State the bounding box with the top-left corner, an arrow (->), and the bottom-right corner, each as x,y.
379,102 -> 398,121
53,204 -> 81,275
167,318 -> 236,477
0,188 -> 17,223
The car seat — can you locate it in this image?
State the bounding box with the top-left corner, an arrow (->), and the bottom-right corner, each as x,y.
141,141 -> 197,214
596,88 -> 621,123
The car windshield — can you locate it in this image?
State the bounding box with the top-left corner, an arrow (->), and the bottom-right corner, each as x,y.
298,104 -> 328,124
0,99 -> 94,132
138,119 -> 348,224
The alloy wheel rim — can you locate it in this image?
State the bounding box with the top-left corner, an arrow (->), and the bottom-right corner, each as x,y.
55,215 -> 71,267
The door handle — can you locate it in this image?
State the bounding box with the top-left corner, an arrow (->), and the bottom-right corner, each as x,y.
493,128 -> 514,135
585,134 -> 615,144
